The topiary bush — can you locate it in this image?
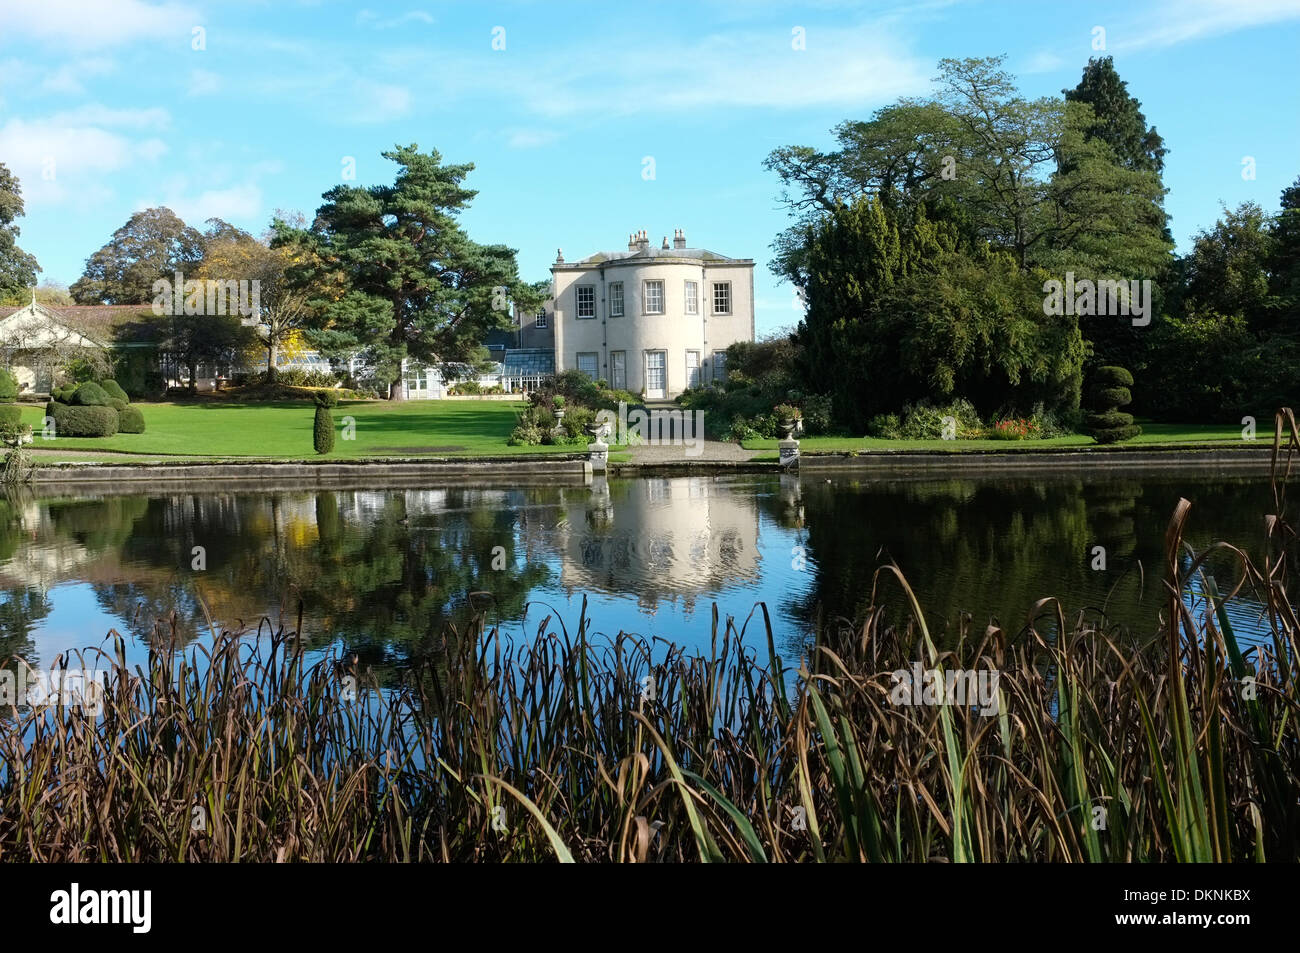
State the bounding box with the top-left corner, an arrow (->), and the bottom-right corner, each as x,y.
52,384 -> 77,403
72,382 -> 111,406
0,405 -> 20,429
99,379 -> 129,403
50,403 -> 119,437
107,397 -> 128,412
313,391 -> 336,454
117,406 -> 146,433
1087,366 -> 1142,444
0,369 -> 18,402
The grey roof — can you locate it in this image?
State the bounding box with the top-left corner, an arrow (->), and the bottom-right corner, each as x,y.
502,348 -> 555,377
562,247 -> 751,267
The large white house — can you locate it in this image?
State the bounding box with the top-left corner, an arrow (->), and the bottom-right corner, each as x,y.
551,229 -> 754,399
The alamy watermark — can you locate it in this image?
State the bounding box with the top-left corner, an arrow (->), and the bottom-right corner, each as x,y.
1042,272 -> 1152,327
152,270 -> 261,323
889,663 -> 1001,716
595,401 -> 705,458
0,666 -> 107,715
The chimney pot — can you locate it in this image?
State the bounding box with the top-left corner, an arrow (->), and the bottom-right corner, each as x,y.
673,228 -> 686,249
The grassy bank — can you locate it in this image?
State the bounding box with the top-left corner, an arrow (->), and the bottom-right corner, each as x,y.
743,422 -> 1255,454
1,489 -> 1296,861
15,399 -> 575,460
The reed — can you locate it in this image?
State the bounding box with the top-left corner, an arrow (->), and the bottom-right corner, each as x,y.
1,414 -> 1298,863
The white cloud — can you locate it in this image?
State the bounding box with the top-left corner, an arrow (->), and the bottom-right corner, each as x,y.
355,9 -> 435,30
1022,50 -> 1066,74
42,57 -> 117,94
144,183 -> 264,224
2,0 -> 201,50
506,128 -> 561,149
407,21 -> 933,117
50,104 -> 172,129
0,116 -> 167,207
1114,0 -> 1300,52
350,81 -> 412,122
188,68 -> 221,96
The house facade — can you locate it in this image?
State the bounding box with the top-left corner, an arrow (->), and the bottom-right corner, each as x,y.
551,229 -> 754,399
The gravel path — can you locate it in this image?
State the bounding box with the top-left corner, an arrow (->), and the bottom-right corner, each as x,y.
625,439 -> 757,464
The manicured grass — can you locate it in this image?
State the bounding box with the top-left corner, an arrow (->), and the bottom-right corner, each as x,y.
16,399 -> 580,460
742,422 -> 1258,453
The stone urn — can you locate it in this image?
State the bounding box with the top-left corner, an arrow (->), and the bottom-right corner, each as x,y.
583,420 -> 609,472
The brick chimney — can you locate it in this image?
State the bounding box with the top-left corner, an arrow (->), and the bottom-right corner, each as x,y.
627,233 -> 635,251
673,228 -> 686,249
661,235 -> 670,249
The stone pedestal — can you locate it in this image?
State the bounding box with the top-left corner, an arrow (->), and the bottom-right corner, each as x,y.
778,437 -> 800,468
588,439 -> 609,472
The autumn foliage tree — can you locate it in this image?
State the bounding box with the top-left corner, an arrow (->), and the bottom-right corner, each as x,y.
197,216 -> 309,381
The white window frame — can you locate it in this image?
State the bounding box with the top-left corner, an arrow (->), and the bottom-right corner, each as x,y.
534,308 -> 547,329
609,282 -> 624,317
576,352 -> 599,378
610,350 -> 627,390
685,280 -> 698,315
643,280 -> 665,315
645,350 -> 667,397
686,350 -> 701,389
712,281 -> 731,315
576,285 -> 596,319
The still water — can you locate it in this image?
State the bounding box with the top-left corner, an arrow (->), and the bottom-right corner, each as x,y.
0,470 -> 1291,680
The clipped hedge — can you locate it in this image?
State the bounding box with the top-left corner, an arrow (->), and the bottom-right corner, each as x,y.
100,379 -> 129,403
50,403 -> 119,437
0,405 -> 21,429
0,369 -> 18,402
117,406 -> 146,433
72,382 -> 111,406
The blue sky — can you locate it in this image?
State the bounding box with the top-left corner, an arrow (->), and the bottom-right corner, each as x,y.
1,0 -> 1298,336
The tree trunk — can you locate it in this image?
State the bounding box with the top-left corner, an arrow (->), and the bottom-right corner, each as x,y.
187,360 -> 198,395
266,341 -> 278,381
389,379 -> 405,401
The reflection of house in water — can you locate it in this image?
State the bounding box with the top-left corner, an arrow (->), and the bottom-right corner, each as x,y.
551,477 -> 761,613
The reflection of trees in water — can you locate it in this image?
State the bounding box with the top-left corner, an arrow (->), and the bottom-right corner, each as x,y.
76,491 -> 553,669
774,474 -> 1286,647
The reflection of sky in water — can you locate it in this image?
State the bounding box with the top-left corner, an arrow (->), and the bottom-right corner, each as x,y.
0,472 -> 1293,679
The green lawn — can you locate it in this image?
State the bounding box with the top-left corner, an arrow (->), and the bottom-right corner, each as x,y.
17,399 -> 581,460
742,422 -> 1259,454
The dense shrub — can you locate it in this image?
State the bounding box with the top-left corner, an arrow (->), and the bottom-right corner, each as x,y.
72,382 -> 111,406
99,379 -> 129,403
867,399 -> 982,440
117,406 -> 146,434
0,405 -> 21,429
1087,366 -> 1142,444
675,337 -> 836,441
508,405 -> 556,446
52,384 -> 77,403
0,369 -> 17,402
107,397 -> 128,412
528,371 -> 634,413
50,403 -> 119,437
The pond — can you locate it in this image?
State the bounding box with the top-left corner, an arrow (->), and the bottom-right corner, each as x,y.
0,468 -> 1292,682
